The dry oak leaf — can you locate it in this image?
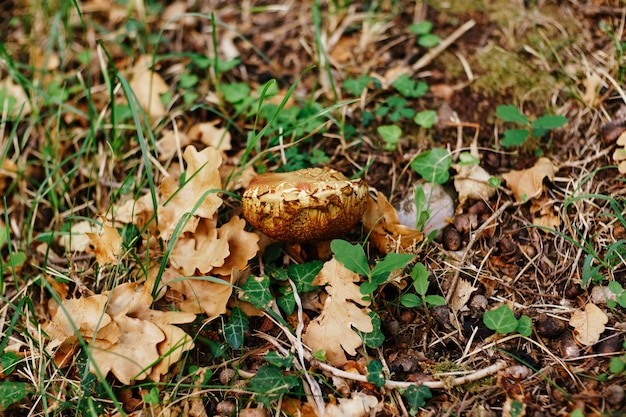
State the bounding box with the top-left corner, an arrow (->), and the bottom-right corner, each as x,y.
86,223 -> 122,265
613,131 -> 626,174
302,258 -> 373,366
569,302 -> 608,346
156,129 -> 192,161
59,220 -> 96,252
188,120 -> 232,152
114,192 -> 156,230
502,158 -> 557,202
170,217 -> 231,276
158,145 -> 223,240
210,216 -> 260,276
46,282 -> 195,384
454,163 -> 496,205
362,192 -> 423,254
324,392 -> 380,417
161,267 -> 234,320
129,57 -> 170,119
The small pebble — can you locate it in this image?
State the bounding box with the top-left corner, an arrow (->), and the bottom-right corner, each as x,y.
216,400 -> 236,416
606,384 -> 625,406
442,226 -> 462,251
469,294 -> 489,311
219,368 -> 236,385
535,314 -> 566,339
560,332 -> 580,359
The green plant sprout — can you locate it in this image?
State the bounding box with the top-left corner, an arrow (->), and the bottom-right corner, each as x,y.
408,20 -> 440,48
377,124 -> 403,151
496,104 -> 568,147
376,95 -> 415,121
414,110 -> 437,128
483,304 -> 532,337
399,262 -> 445,308
330,239 -> 415,296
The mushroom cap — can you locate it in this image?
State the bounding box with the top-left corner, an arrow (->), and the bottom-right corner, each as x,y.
242,168 -> 368,243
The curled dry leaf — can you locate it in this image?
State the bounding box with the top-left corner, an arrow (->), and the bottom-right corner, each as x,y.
86,223 -> 122,265
302,258 -> 373,366
45,282 -> 195,384
569,302 -> 608,346
188,120 -> 232,152
363,192 -> 423,254
530,198 -> 561,230
170,217 -> 231,275
454,163 -> 496,205
158,145 -> 223,240
161,269 -> 235,320
501,158 -> 557,202
324,392 -> 380,417
613,131 -> 626,174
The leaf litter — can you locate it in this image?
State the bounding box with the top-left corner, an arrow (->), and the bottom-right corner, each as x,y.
2,1 -> 626,416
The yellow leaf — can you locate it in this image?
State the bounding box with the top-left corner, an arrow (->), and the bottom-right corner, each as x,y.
502,158 -> 556,202
569,303 -> 608,346
302,258 -> 373,366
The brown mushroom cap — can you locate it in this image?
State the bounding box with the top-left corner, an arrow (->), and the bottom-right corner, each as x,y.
242,168 -> 368,243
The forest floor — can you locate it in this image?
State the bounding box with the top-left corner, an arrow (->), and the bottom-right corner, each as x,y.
2,1 -> 626,416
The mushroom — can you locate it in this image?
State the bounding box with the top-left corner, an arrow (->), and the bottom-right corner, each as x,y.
242,167 -> 368,243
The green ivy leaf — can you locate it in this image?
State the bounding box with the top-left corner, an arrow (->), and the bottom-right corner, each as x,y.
0,381 -> 30,410
1,352 -> 21,376
264,351 -> 294,369
410,148 -> 452,184
288,261 -> 323,292
357,311 -> 385,348
250,364 -> 299,405
402,385 -> 432,414
501,129 -> 530,147
179,73 -> 199,89
496,104 -> 528,124
392,74 -> 429,98
366,359 -> 386,388
344,75 -> 373,96
239,275 -> 272,309
219,82 -> 250,104
331,239 -> 370,277
224,307 -> 249,349
483,305 -> 518,335
277,286 -> 295,315
377,124 -> 403,150
516,315 -> 533,337
414,109 -> 437,128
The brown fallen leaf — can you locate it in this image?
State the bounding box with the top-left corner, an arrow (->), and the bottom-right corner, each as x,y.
302,258 -> 373,366
188,120 -> 232,152
86,223 -> 122,265
502,158 -> 557,202
156,129 -> 192,161
158,145 -> 223,240
363,192 -> 423,254
454,163 -> 496,205
129,56 -> 170,119
569,303 -> 608,346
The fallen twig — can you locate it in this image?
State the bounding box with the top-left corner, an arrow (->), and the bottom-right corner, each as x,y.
311,358 -> 507,390
411,19 -> 476,73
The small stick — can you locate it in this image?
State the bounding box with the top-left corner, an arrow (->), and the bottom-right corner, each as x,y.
411,20 -> 476,73
311,358 -> 507,390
